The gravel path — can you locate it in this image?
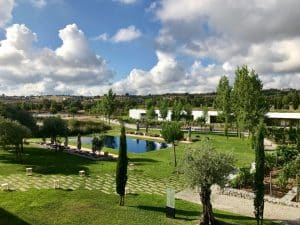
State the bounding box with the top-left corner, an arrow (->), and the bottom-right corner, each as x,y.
176,188 -> 300,225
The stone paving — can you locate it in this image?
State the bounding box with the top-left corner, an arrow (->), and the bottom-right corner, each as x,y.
0,173 -> 184,196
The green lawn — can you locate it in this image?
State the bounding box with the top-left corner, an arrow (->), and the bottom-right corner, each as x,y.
0,190 -> 279,225
0,130 -> 264,225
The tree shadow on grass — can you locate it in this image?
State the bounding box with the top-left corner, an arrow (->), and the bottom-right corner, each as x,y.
0,208 -> 30,225
132,205 -> 199,221
0,147 -> 97,176
214,212 -> 257,225
129,158 -> 159,163
128,158 -> 160,167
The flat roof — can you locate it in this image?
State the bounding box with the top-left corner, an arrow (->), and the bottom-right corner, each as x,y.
265,112 -> 300,119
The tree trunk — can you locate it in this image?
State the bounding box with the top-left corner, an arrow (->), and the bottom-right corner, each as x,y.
173,141 -> 177,167
119,195 -> 124,206
200,187 -> 218,225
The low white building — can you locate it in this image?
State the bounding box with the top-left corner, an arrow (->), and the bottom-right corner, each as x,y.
129,109 -> 219,124
129,109 -> 300,125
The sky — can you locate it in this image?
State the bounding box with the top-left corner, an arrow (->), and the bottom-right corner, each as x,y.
0,0 -> 300,96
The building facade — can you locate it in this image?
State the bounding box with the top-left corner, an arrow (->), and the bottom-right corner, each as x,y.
129,109 -> 300,126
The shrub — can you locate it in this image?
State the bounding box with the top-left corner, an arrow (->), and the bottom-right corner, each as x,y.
276,145 -> 299,165
230,167 -> 253,188
264,153 -> 277,175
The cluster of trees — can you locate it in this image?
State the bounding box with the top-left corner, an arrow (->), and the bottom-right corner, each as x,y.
215,66 -> 268,137
0,117 -> 31,160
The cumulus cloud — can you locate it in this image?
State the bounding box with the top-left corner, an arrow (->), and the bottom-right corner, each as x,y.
0,0 -> 14,28
110,51 -> 229,95
0,23 -> 113,95
111,25 -> 142,43
153,0 -> 300,90
93,25 -> 142,43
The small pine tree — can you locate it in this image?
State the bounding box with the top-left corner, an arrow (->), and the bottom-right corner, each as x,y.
254,122 -> 265,225
116,125 -> 128,206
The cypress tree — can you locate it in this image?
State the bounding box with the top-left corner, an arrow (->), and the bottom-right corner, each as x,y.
254,122 -> 265,225
116,125 -> 128,206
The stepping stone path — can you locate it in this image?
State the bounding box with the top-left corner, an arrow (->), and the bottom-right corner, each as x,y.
0,174 -> 184,196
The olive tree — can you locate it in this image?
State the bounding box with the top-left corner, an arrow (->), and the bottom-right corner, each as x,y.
182,142 -> 234,225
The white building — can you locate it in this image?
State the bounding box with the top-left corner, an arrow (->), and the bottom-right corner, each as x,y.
129,109 -> 300,125
129,109 -> 219,123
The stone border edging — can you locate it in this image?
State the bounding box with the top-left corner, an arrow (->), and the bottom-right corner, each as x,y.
221,188 -> 300,208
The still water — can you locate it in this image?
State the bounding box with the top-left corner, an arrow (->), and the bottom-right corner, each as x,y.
72,136 -> 170,153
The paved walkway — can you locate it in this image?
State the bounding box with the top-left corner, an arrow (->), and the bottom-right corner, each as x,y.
0,173 -> 184,196
176,188 -> 300,225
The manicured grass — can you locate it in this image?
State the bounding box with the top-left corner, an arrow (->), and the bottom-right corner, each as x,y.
0,190 -> 280,225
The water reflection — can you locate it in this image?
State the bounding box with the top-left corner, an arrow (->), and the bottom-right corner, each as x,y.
71,135 -> 170,153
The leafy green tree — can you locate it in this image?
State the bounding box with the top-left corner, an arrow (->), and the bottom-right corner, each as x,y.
0,103 -> 37,136
184,103 -> 193,123
231,66 -> 268,137
102,89 -> 116,124
161,122 -> 183,167
253,122 -> 265,225
146,106 -> 156,120
0,117 -> 31,159
145,98 -> 154,109
182,142 -> 234,225
92,136 -> 104,153
41,117 -> 68,143
215,76 -> 231,138
116,125 -> 128,206
172,100 -> 183,121
292,91 -> 299,110
158,99 -> 168,120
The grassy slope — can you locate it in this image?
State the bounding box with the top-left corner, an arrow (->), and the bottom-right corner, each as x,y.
0,130 -> 265,225
0,190 -> 279,225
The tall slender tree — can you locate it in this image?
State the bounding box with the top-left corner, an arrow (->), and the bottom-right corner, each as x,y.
158,99 -> 168,121
116,125 -> 128,206
231,65 -> 268,137
215,76 -> 231,138
172,100 -> 183,121
102,89 -> 116,124
254,122 -> 265,225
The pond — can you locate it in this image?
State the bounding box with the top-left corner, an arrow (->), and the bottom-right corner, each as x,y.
70,136 -> 171,153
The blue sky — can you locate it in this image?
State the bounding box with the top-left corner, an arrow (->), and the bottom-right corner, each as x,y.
12,0 -> 159,79
0,0 -> 300,95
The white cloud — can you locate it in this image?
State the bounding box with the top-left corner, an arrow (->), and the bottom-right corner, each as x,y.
0,0 -> 14,28
93,26 -> 142,43
152,0 -> 300,90
110,51 -> 229,95
30,0 -> 47,8
0,23 -> 113,95
115,0 -> 137,4
92,33 -> 108,41
111,25 -> 142,43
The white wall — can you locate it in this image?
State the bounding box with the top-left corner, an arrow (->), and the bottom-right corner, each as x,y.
129,109 -> 220,123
